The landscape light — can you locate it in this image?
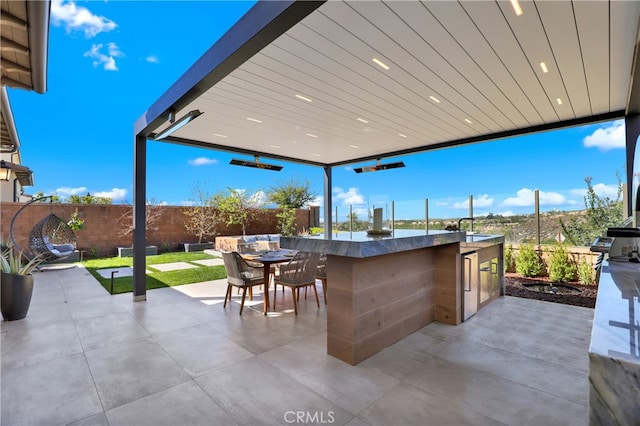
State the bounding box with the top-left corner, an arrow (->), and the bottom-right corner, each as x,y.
153,110 -> 203,140
353,159 -> 405,173
230,156 -> 283,171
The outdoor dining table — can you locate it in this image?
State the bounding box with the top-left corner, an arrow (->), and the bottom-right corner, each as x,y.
241,249 -> 297,314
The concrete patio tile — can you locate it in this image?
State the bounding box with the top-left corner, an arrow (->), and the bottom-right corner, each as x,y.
68,413 -> 110,426
259,339 -> 400,415
405,354 -> 587,425
148,261 -> 198,272
1,317 -> 82,369
67,295 -> 129,320
95,266 -> 152,278
358,335 -> 438,381
105,381 -> 235,426
1,353 -> 103,426
191,258 -> 224,266
84,338 -> 190,410
153,323 -> 254,378
74,311 -> 150,352
437,338 -> 589,406
358,382 -> 503,426
129,302 -> 201,335
196,357 -> 353,425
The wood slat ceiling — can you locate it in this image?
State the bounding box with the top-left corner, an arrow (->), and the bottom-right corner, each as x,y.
153,0 -> 640,167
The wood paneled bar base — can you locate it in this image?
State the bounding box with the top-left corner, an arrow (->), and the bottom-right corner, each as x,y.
281,231 -> 490,365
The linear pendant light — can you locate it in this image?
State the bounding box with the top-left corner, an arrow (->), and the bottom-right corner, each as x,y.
229,156 -> 283,171
153,110 -> 203,140
354,159 -> 405,173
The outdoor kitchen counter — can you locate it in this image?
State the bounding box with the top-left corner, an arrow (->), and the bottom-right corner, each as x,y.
281,231 -> 503,365
281,229 -> 466,257
588,260 -> 640,425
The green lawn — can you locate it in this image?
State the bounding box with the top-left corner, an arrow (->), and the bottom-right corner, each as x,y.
81,252 -> 227,294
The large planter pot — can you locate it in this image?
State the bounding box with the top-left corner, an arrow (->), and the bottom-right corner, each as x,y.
117,246 -> 158,258
183,242 -> 214,252
1,272 -> 35,321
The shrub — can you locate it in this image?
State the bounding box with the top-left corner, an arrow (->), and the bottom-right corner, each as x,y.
515,243 -> 545,277
504,244 -> 516,273
547,244 -> 577,283
577,258 -> 595,285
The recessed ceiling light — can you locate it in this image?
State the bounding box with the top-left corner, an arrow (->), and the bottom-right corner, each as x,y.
540,62 -> 548,73
270,145 -> 280,149
372,58 -> 389,70
357,118 -> 369,124
398,133 -> 407,138
213,133 -> 227,138
464,119 -> 472,124
246,117 -> 262,123
295,94 -> 313,102
349,144 -> 359,148
556,98 -> 562,105
306,133 -> 318,138
312,153 -> 321,157
429,96 -> 441,103
510,0 -> 523,16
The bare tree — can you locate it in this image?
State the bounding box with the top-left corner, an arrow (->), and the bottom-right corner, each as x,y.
118,199 -> 164,238
183,182 -> 220,243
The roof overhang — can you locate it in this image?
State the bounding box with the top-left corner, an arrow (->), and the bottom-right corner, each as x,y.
0,0 -> 51,154
137,0 -> 640,168
0,159 -> 33,186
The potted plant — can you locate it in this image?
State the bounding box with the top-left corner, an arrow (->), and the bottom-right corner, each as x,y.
1,243 -> 43,320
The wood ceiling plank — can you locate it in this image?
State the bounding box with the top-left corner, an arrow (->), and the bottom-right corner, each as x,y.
347,0 -> 507,133
535,0 -> 591,118
573,0 -> 610,114
459,0 -> 558,123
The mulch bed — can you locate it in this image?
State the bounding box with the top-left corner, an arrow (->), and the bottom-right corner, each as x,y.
505,272 -> 597,309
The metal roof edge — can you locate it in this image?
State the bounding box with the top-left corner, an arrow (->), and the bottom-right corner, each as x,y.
134,0 -> 325,137
329,111 -> 626,168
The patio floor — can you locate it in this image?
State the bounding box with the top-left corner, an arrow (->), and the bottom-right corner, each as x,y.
1,264 -> 594,425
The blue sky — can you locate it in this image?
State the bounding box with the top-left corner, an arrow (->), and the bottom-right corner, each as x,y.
9,1 -> 627,221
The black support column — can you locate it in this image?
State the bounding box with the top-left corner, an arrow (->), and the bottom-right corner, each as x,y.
323,166 -> 332,240
133,134 -> 147,301
625,114 -> 640,217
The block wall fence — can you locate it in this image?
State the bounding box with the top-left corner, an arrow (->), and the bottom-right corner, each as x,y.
0,202 -> 318,258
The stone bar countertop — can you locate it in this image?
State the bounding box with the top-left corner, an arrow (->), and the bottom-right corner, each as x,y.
281,230 -> 503,258
588,259 -> 640,424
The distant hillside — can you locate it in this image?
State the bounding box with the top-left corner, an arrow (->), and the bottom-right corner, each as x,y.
395,210 -> 592,245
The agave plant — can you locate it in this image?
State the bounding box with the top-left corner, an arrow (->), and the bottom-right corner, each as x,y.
0,243 -> 43,275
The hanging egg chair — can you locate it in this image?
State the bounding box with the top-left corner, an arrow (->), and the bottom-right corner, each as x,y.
10,196 -> 78,262
28,213 -> 77,261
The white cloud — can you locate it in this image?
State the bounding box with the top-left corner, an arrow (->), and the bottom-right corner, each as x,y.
84,43 -> 123,71
501,188 -> 566,207
497,210 -> 515,217
309,196 -> 323,206
55,186 -> 88,196
145,55 -> 159,64
181,200 -> 196,207
435,201 -> 449,206
188,157 -> 218,166
453,194 -> 494,209
51,0 -> 117,38
583,120 -> 625,152
333,187 -> 366,205
94,188 -> 127,201
248,190 -> 267,207
570,182 -> 620,200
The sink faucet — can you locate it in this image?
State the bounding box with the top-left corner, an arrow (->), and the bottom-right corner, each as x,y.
457,217 -> 475,232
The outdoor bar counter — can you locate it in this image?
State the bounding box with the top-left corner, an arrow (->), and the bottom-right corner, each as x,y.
588,260 -> 640,424
281,230 -> 504,365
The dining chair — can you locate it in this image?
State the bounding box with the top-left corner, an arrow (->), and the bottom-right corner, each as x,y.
221,251 -> 265,315
316,253 -> 327,305
273,251 -> 321,314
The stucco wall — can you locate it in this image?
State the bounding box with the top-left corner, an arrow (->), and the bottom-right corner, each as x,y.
0,202 -> 313,257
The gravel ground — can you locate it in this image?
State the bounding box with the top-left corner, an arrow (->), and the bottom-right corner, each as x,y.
505,272 -> 597,309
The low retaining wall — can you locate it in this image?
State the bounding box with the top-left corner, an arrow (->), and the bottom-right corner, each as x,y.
0,202 -> 315,258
